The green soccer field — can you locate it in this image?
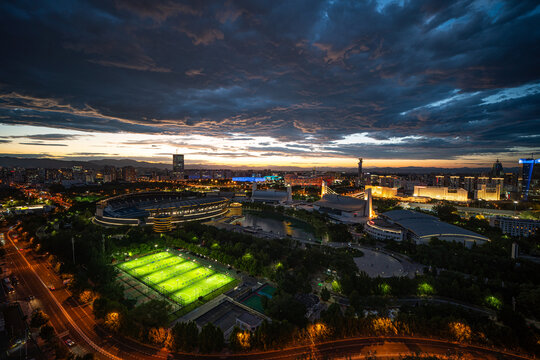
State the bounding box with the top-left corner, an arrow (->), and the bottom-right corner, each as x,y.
117,250 -> 236,307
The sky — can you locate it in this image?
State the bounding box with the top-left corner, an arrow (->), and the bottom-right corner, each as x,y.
0,0 -> 539,169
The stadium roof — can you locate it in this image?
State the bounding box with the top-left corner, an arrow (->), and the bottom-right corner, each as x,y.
383,209 -> 488,241
252,190 -> 288,200
314,194 -> 366,212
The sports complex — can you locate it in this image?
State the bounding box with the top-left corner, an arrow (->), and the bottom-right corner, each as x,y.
94,191 -> 230,227
116,250 -> 237,308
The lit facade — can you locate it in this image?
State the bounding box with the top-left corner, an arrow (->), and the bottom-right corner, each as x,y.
365,185 -> 398,198
475,184 -> 501,201
153,214 -> 173,233
490,216 -> 539,237
173,154 -> 184,178
519,158 -> 540,200
95,192 -> 229,227
413,186 -> 468,202
284,174 -> 335,186
365,218 -> 404,241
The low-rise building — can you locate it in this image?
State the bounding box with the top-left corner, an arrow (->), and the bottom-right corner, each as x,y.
313,193 -> 371,223
490,216 -> 539,237
365,217 -> 405,241
413,186 -> 468,202
367,210 -> 489,247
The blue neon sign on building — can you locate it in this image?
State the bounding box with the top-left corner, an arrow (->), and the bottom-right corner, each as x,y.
232,177 -> 266,182
519,158 -> 540,200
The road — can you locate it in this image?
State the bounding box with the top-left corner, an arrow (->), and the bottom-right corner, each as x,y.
2,227 -> 534,360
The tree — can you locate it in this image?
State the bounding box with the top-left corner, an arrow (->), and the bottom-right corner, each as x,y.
266,293 -> 306,327
148,327 -> 172,348
320,287 -> 330,301
30,310 -> 49,328
198,323 -> 224,353
172,321 -> 199,352
229,327 -> 252,351
40,324 -> 55,342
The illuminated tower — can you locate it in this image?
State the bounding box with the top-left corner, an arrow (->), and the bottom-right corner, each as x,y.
364,187 -> 373,218
358,158 -> 363,185
519,158 -> 540,200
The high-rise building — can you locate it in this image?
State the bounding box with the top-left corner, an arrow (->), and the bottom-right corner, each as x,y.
449,176 -> 460,189
172,154 -> 184,179
121,166 -> 137,182
491,159 -> 504,177
519,158 -> 540,200
464,176 -> 475,192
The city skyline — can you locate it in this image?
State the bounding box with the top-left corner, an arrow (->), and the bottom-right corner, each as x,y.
1,1 -> 539,168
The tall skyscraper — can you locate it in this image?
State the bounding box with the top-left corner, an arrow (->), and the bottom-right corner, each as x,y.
173,154 -> 184,179
519,158 -> 540,200
491,159 -> 504,177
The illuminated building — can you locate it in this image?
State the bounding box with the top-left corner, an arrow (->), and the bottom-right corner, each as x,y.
365,218 -> 405,241
251,182 -> 292,204
153,214 -> 172,233
364,185 -> 397,198
233,177 -> 266,182
121,166 -> 136,182
449,176 -> 460,189
519,158 -> 540,200
94,192 -> 229,227
464,177 -> 475,192
283,174 -> 335,186
475,184 -> 501,201
372,210 -> 489,246
477,177 -> 489,189
490,216 -> 539,238
172,154 -> 184,179
413,186 -> 468,202
313,190 -> 372,223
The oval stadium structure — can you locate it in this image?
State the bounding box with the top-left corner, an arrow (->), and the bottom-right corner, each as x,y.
94,191 -> 229,227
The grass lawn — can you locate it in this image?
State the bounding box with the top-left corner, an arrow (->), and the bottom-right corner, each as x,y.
117,250 -> 236,307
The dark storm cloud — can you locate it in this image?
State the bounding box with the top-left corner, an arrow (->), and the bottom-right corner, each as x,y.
0,0 -> 539,160
19,142 -> 69,146
3,133 -> 85,141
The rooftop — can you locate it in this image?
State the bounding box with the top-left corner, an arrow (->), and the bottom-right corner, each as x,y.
383,209 -> 489,241
314,194 -> 366,212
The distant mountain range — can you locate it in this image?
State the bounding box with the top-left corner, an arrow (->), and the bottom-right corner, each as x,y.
0,156 -> 519,174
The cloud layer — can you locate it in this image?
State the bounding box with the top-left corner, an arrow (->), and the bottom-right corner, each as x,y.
0,0 -> 539,165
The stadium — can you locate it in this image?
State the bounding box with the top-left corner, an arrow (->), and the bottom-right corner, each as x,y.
94,191 -> 230,227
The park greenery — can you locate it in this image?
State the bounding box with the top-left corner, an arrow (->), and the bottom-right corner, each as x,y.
10,193 -> 540,356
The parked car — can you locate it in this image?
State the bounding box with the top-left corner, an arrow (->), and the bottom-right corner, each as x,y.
64,337 -> 75,347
